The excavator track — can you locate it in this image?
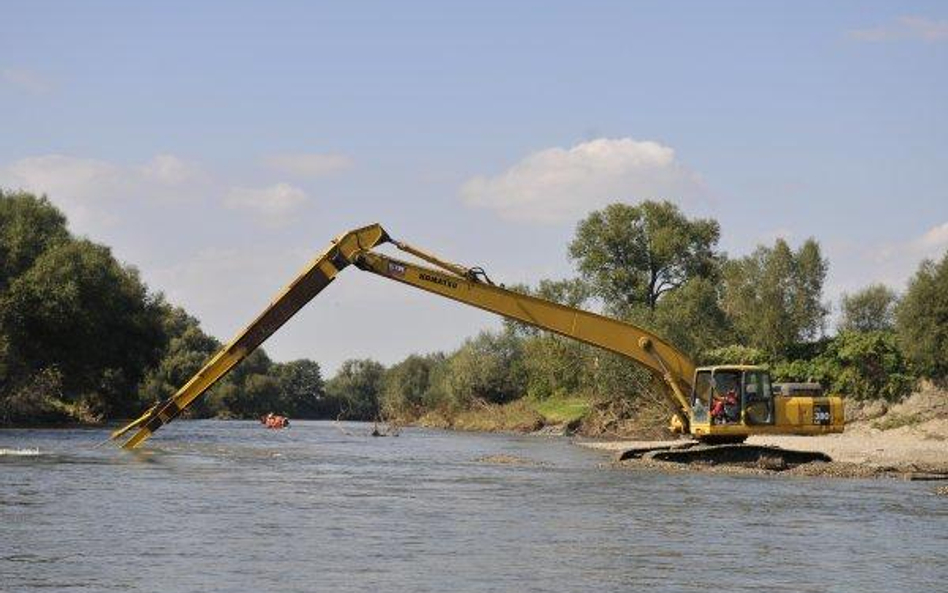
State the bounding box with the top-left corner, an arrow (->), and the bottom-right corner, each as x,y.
617,442 -> 832,469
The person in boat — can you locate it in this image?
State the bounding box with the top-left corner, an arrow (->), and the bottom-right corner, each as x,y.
260,412 -> 289,429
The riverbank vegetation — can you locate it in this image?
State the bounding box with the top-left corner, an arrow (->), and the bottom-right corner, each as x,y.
2,189 -> 946,432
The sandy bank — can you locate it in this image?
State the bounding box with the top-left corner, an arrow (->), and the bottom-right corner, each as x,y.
576,388 -> 948,480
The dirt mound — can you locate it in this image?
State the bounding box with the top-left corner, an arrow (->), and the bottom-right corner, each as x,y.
577,396 -> 673,440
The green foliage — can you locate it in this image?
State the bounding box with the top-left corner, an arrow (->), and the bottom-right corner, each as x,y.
0,190 -> 69,294
651,277 -> 734,359
589,350 -> 656,403
896,252 -> 948,379
839,284 -> 898,333
139,305 -> 221,411
722,238 -> 828,357
0,367 -> 67,425
568,201 -> 720,312
702,344 -> 769,366
0,238 -> 166,418
325,358 -> 386,420
531,396 -> 590,424
439,330 -> 527,407
772,331 -> 913,401
521,334 -> 591,400
272,359 -> 326,418
381,354 -> 439,417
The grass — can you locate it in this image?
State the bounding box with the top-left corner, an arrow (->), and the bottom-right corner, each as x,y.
531,396 -> 591,424
414,395 -> 593,433
872,412 -> 923,431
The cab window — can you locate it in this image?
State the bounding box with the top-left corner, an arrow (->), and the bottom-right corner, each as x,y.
710,371 -> 741,425
692,371 -> 712,423
743,370 -> 774,425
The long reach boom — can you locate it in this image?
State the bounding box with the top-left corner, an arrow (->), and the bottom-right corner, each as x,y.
113,224 -> 696,449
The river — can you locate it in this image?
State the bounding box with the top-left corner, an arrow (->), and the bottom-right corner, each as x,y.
1,421 -> 946,592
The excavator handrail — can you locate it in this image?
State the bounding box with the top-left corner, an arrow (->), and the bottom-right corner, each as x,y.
113,224 -> 696,449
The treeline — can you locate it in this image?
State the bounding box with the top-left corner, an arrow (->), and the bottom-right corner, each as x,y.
2,191 -> 946,427
0,190 -> 345,425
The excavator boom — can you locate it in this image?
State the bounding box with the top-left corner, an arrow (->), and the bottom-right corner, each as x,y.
113,224 -> 696,449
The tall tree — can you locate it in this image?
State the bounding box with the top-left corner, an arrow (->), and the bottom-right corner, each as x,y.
381,354 -> 436,417
441,330 -> 526,406
568,201 -> 720,312
274,359 -> 326,418
325,358 -> 386,420
0,190 -> 69,294
838,284 -> 898,333
651,277 -> 734,359
896,252 -> 948,379
0,239 -> 166,417
722,238 -> 828,357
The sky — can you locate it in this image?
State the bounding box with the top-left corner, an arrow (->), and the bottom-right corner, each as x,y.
1,1 -> 946,372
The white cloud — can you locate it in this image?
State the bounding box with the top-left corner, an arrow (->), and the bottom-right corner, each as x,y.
1,67 -> 53,94
225,182 -> 308,224
1,155 -> 126,229
915,221 -> 948,251
263,153 -> 353,177
460,137 -> 703,223
0,153 -> 207,232
834,220 -> 948,298
140,154 -> 202,185
4,155 -> 121,198
847,16 -> 948,43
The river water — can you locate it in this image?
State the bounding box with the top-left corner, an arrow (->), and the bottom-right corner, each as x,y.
1,421 -> 946,593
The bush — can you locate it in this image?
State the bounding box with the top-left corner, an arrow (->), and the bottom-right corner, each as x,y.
774,331 -> 913,401
381,354 -> 439,419
0,239 -> 166,418
439,330 -> 526,407
325,359 -> 386,420
702,345 -> 769,366
838,284 -> 897,333
897,253 -> 948,380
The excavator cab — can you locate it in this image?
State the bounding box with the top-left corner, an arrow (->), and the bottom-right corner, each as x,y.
686,365 -> 843,441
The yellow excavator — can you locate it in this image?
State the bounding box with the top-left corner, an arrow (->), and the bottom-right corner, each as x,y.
112,224 -> 844,450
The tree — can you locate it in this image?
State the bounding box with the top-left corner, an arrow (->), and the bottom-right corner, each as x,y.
651,277 -> 733,359
441,330 -> 526,407
0,190 -> 69,295
381,354 -> 436,418
838,284 -> 898,333
274,359 -> 326,418
772,331 -> 913,401
206,349 -> 275,418
521,334 -> 591,400
138,305 -> 221,412
722,238 -> 828,357
0,239 -> 166,418
568,201 -> 720,312
897,252 -> 948,379
325,359 -> 386,420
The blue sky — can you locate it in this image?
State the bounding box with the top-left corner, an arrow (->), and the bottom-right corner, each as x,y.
2,1 -> 946,371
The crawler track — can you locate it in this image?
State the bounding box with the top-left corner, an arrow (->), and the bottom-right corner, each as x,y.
617,442 -> 832,469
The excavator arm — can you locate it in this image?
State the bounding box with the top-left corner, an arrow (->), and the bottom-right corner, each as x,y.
113,224 -> 696,449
